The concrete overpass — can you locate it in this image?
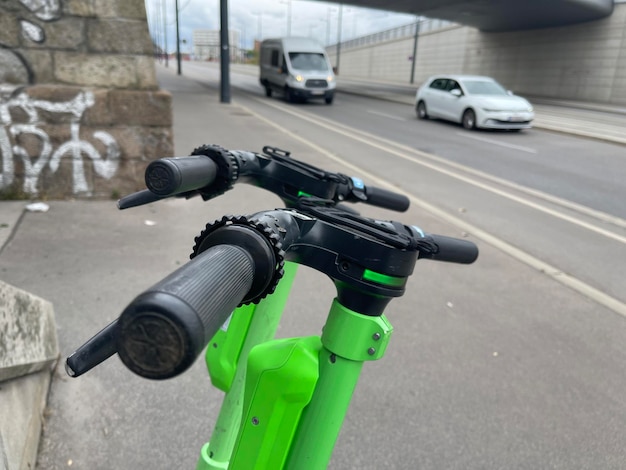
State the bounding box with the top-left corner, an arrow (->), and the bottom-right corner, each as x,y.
324,0 -> 615,31
320,1 -> 626,106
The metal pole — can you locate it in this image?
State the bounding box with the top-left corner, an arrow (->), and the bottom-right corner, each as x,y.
410,18 -> 420,84
162,0 -> 168,67
335,4 -> 342,74
175,0 -> 181,74
152,1 -> 160,61
287,0 -> 292,37
220,0 -> 231,103
326,7 -> 331,46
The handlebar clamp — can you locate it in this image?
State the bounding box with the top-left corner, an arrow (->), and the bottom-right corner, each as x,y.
191,144 -> 240,200
191,214 -> 286,304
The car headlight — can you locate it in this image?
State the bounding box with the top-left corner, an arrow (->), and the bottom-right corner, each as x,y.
527,106 -> 534,112
294,74 -> 303,82
327,75 -> 333,82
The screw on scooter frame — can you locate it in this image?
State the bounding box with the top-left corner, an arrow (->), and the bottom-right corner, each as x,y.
65,144 -> 478,470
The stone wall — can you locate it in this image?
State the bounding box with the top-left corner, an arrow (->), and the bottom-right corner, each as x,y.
0,0 -> 173,199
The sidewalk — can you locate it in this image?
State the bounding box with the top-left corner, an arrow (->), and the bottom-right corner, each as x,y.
1,63 -> 624,470
0,64 -> 368,470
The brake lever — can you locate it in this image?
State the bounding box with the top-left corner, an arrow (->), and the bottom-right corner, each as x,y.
118,189 -> 167,210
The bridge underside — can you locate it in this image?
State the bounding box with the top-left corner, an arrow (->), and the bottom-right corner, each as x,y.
337,0 -> 615,31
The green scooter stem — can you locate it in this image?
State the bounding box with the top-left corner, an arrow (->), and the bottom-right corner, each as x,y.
197,263 -> 298,469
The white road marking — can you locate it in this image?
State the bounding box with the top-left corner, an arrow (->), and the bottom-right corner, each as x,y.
255,97 -> 626,240
366,110 -> 408,121
456,132 -> 538,154
236,97 -> 626,319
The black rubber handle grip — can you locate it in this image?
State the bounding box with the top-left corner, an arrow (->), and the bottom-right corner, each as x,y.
65,319 -> 119,378
423,234 -> 479,264
145,155 -> 218,196
365,186 -> 410,212
116,244 -> 254,379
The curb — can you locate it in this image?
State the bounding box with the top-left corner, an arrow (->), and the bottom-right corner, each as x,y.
0,368 -> 54,470
1,204 -> 59,470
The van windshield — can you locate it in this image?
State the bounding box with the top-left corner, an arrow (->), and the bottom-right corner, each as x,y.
288,52 -> 329,72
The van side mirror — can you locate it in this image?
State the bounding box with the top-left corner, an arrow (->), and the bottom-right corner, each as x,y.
332,67 -> 338,75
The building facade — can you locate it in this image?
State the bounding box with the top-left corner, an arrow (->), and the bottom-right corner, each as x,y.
193,29 -> 241,61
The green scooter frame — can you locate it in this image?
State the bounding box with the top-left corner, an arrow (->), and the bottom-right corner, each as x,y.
197,263 -> 393,470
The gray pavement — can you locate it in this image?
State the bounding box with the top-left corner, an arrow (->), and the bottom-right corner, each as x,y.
1,65 -> 625,469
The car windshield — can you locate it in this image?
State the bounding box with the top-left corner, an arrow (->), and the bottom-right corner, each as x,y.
288,52 -> 329,71
462,80 -> 508,95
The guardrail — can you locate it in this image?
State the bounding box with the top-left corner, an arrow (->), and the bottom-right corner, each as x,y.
327,17 -> 457,52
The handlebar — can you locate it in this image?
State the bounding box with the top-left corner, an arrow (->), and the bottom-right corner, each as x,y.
420,234 -> 479,264
363,185 -> 410,212
66,221 -> 282,380
67,144 -> 479,381
116,244 -> 255,379
119,145 -> 410,213
144,155 -> 218,197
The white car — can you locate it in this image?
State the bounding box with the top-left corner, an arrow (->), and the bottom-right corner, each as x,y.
415,75 -> 534,130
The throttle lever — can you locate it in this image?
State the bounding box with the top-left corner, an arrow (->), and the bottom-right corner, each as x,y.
65,319 -> 119,377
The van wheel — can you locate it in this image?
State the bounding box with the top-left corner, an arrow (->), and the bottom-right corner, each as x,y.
286,88 -> 296,103
325,95 -> 333,105
265,87 -> 272,97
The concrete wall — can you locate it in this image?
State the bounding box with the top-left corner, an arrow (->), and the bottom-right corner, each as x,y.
328,3 -> 626,105
0,0 -> 173,199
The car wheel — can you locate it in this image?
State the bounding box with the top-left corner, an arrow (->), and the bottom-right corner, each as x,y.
462,109 -> 476,130
325,95 -> 333,105
416,101 -> 428,119
265,87 -> 272,97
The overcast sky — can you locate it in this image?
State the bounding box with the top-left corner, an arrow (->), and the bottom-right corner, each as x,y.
146,0 -> 418,52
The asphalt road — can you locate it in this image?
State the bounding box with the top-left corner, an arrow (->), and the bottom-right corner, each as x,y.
176,62 -> 626,467
4,63 -> 624,469
183,61 -> 626,315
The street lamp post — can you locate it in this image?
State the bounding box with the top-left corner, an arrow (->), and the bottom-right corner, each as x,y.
326,6 -> 337,46
280,0 -> 292,37
335,4 -> 343,74
410,17 -> 421,84
219,0 -> 231,103
287,0 -> 292,36
161,0 -> 168,66
255,12 -> 263,41
175,0 -> 181,74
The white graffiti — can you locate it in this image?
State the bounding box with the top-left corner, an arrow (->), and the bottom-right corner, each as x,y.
0,89 -> 120,195
19,0 -> 61,21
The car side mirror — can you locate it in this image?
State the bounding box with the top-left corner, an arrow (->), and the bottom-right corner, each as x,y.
450,89 -> 462,97
507,90 -> 513,95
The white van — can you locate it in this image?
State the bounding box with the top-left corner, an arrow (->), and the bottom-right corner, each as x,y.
259,37 -> 336,104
